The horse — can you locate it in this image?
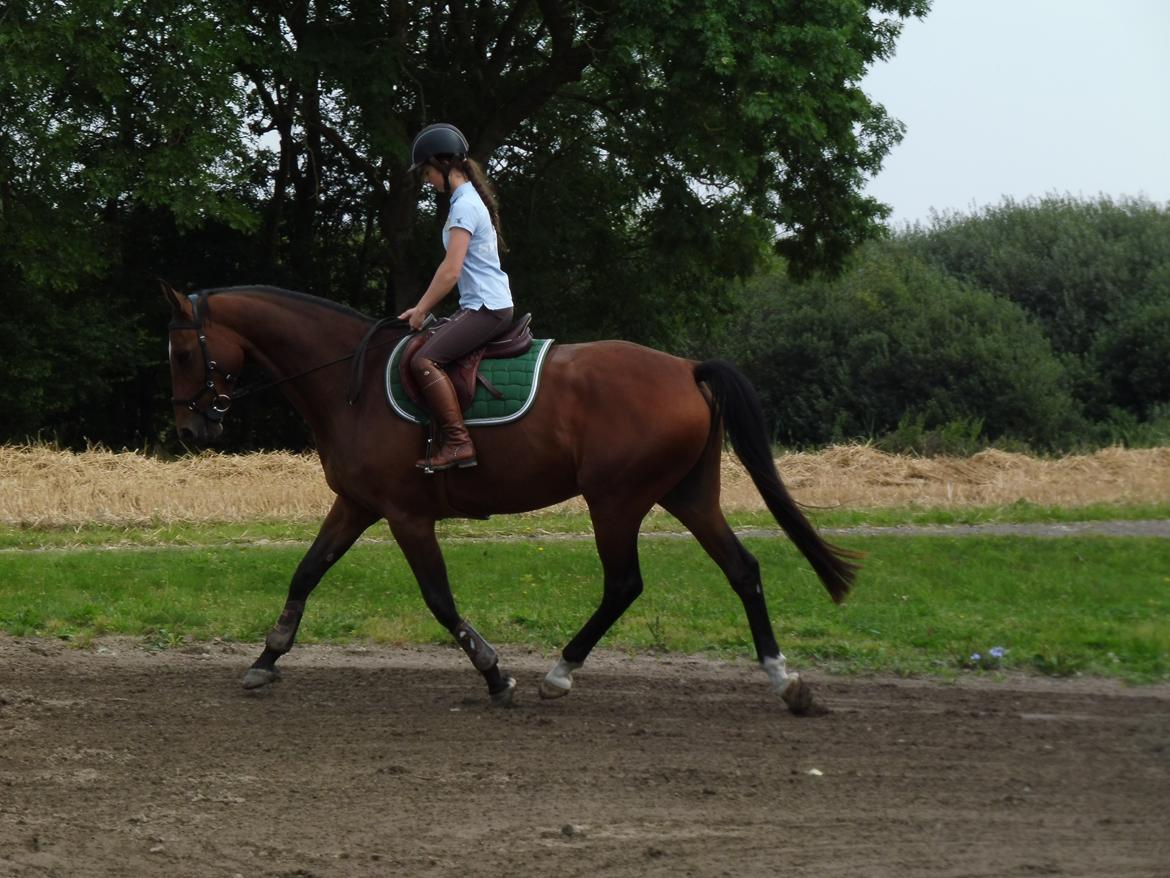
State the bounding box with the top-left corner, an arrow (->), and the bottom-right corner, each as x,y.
164,284 -> 858,714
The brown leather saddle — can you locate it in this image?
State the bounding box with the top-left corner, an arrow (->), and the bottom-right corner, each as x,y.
399,313 -> 534,413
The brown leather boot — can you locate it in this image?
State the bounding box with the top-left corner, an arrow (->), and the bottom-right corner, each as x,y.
416,368 -> 477,471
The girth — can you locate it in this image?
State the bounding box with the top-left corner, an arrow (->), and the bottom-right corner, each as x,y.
399,313 -> 534,413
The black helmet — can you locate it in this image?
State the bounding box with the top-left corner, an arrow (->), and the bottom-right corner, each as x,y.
409,123 -> 469,171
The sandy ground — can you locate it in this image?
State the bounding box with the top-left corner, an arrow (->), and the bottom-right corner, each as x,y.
1,637 -> 1168,878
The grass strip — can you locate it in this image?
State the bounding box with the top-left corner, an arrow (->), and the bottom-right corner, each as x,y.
1,535 -> 1166,682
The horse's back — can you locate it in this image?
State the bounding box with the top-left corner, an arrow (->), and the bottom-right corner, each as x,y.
545,339 -> 703,406
541,340 -> 713,494
441,339 -> 713,516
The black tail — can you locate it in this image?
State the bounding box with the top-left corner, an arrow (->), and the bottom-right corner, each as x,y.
694,359 -> 859,604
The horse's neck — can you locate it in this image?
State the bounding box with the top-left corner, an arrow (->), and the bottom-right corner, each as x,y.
214,292 -> 368,429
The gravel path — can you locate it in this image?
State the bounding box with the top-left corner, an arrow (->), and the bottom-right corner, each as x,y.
2,638 -> 1168,877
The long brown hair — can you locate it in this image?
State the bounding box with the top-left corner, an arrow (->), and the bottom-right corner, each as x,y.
433,156 -> 507,253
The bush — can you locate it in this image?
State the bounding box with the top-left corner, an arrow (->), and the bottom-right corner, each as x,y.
717,246 -> 1079,449
1093,297 -> 1170,420
900,195 -> 1170,358
898,196 -> 1170,425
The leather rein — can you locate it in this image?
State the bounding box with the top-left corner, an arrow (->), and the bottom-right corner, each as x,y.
168,292 -> 410,424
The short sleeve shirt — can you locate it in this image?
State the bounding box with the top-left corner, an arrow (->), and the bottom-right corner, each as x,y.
444,182 -> 513,311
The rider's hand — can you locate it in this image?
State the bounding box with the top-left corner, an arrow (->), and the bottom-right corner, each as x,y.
398,307 -> 429,332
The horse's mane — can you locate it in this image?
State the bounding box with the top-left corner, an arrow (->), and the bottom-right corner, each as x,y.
195,285 -> 375,324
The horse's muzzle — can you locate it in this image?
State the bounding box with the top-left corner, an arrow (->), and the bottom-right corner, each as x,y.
177,417 -> 224,445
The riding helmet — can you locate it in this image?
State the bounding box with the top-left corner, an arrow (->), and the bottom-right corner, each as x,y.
409,123 -> 470,171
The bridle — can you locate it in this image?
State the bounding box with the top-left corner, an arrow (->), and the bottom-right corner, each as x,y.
168,293 -> 235,424
168,291 -> 417,425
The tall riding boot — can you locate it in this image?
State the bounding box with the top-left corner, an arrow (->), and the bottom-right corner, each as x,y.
416,369 -> 477,471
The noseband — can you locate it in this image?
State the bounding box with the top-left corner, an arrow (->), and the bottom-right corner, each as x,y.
168,293 -> 236,423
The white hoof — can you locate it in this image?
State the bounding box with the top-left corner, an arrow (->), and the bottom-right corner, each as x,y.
539,658 -> 582,700
490,676 -> 517,707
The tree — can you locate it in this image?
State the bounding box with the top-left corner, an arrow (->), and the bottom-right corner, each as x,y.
0,0 -> 930,447
900,196 -> 1170,357
719,246 -> 1078,449
223,0 -> 930,319
0,1 -> 259,445
900,196 -> 1170,421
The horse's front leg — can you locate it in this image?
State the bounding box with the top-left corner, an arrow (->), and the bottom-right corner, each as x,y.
390,516 -> 516,706
243,495 -> 378,690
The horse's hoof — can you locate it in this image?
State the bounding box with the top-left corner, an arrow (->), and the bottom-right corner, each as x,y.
539,676 -> 571,699
539,658 -> 581,699
242,667 -> 280,690
490,676 -> 517,707
780,674 -> 821,716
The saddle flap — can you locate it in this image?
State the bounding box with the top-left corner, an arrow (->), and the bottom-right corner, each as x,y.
387,337 -> 555,426
399,313 -> 536,415
397,334 -> 429,409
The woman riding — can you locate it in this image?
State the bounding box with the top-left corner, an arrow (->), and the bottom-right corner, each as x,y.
399,122 -> 514,472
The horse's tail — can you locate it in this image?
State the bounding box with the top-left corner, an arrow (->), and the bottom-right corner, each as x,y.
694,359 -> 859,604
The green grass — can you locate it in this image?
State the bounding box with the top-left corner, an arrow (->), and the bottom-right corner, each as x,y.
1,530 -> 1167,682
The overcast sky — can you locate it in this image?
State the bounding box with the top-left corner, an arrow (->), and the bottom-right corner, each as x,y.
861,0 -> 1170,227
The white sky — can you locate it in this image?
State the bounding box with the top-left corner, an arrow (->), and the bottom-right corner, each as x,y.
862,0 -> 1170,227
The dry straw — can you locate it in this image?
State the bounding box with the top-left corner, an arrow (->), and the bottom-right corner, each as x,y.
2,443 -> 1168,527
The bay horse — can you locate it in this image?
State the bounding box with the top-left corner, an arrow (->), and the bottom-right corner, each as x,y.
164,285 -> 857,714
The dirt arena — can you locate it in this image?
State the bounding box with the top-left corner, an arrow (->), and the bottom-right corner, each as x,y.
2,637 -> 1167,877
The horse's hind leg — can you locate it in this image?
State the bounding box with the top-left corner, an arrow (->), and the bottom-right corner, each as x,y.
540,505 -> 646,699
660,494 -> 819,716
390,516 -> 516,706
244,495 -> 378,690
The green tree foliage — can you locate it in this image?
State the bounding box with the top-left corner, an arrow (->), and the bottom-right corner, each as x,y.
1095,296 -> 1170,420
899,196 -> 1170,420
0,1 -> 259,443
0,0 -> 929,448
720,246 -> 1078,449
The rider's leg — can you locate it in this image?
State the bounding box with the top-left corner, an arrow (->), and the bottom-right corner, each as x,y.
410,307 -> 512,471
411,357 -> 476,470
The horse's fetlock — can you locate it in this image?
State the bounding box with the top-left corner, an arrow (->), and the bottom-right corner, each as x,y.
265,628 -> 293,653
761,653 -> 791,692
266,599 -> 306,653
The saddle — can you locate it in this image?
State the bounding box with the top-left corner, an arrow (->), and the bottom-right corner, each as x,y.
399,313 -> 534,413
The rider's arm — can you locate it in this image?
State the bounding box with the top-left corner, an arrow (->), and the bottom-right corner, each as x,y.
400,229 -> 471,325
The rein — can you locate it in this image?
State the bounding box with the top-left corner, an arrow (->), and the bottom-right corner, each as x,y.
169,292 -> 411,423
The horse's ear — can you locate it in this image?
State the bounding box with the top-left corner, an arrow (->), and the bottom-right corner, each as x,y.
160,280 -> 189,320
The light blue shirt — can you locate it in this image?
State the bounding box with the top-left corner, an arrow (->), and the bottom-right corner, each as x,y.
443,182 -> 513,311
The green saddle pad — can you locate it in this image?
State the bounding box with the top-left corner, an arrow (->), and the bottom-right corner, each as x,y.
385,336 -> 555,426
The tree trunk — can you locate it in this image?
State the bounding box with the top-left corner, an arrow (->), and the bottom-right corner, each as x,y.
380,174 -> 425,315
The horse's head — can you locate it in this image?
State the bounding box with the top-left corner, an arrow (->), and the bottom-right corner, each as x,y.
164,284 -> 246,444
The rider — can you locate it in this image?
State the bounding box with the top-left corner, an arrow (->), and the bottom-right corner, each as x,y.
399,123 -> 514,472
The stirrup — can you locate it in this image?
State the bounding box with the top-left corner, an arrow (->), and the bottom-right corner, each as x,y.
416,437 -> 477,474
416,456 -> 478,474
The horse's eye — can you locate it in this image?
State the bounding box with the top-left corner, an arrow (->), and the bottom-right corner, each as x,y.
175,350 -> 193,365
